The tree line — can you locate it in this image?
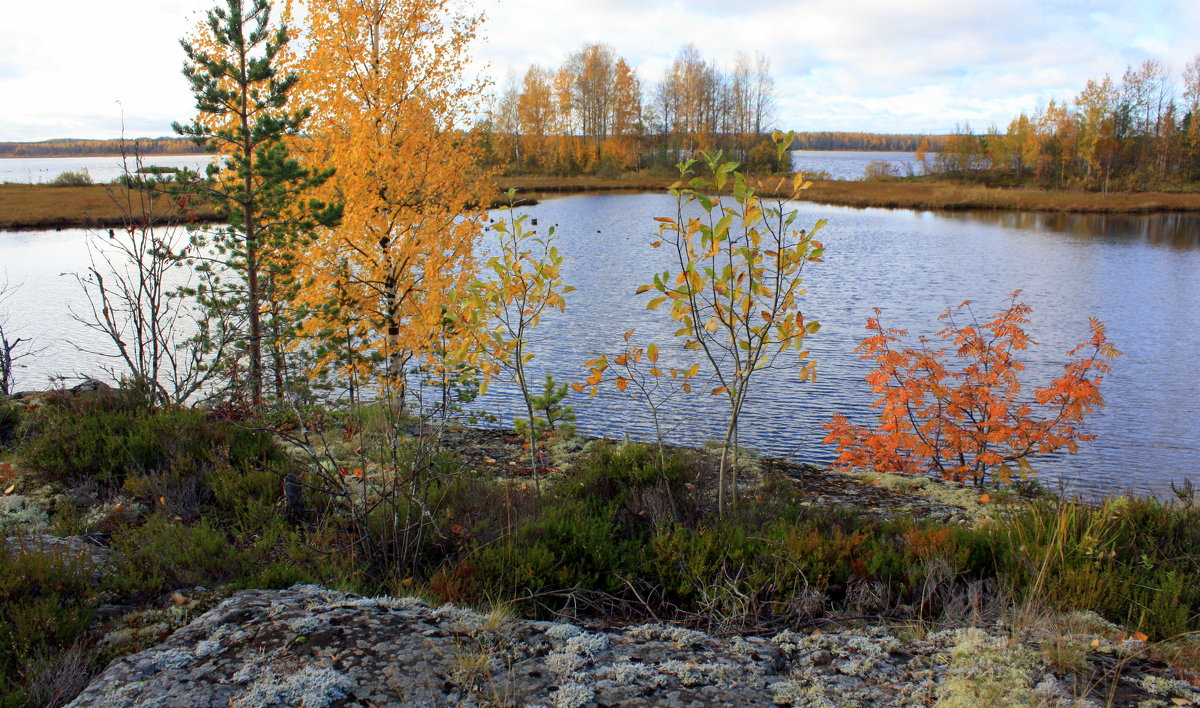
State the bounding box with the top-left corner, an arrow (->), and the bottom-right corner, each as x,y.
0,138 -> 205,158
789,132 -> 950,152
921,58 -> 1200,190
482,43 -> 787,175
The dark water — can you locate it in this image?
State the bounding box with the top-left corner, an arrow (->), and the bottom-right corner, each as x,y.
2,194 -> 1197,495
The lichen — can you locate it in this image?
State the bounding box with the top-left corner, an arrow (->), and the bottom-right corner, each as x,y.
545,622 -> 582,640
657,659 -> 731,686
551,680 -> 594,708
238,665 -> 354,708
627,622 -> 708,645
935,628 -> 1040,707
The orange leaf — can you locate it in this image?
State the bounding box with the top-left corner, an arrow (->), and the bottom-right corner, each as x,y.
1132,631 -> 1148,642
978,494 -> 990,504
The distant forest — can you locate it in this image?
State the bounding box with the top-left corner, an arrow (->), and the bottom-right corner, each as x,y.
0,138 -> 207,158
789,132 -> 950,151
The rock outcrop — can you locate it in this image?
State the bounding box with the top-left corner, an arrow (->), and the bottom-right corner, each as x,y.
66,585 -> 1196,707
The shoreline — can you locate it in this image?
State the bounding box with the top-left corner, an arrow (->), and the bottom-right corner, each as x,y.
5,178 -> 1200,231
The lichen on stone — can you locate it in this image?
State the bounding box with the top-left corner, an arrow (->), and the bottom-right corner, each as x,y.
238,664 -> 354,708
627,622 -> 708,645
551,680 -> 595,708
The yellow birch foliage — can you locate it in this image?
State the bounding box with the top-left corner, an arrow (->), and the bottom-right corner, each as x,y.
291,0 -> 491,390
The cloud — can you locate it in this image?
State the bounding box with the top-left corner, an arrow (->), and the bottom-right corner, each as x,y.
1,0 -> 1197,140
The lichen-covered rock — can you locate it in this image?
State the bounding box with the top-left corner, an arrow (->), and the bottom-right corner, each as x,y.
66,585 -> 1200,707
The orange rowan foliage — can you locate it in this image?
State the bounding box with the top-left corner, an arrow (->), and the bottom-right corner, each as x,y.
823,292 -> 1120,486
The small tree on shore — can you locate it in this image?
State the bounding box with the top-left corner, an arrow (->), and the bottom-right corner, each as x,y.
823,293 -> 1121,486
174,0 -> 337,406
636,133 -> 824,514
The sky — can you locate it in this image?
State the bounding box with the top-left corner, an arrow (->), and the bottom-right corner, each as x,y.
1,0 -> 1196,142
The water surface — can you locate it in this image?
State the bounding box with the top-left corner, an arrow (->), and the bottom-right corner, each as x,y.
1,194 -> 1196,496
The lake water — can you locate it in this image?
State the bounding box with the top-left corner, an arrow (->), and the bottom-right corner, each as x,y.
0,154 -> 217,184
789,150 -> 924,180
0,152 -> 911,184
1,194 -> 1197,496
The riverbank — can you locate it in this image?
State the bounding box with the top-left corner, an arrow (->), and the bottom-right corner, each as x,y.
8,177 -> 1200,231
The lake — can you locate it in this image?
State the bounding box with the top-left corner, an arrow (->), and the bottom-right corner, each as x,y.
1,193 -> 1196,496
0,154 -> 217,184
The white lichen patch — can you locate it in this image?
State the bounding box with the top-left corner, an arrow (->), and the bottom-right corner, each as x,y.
657,659 -> 732,687
545,651 -> 586,677
936,628 -> 1043,707
545,622 -> 582,640
627,622 -> 708,646
604,660 -> 656,686
151,649 -> 193,671
238,665 -> 354,708
551,680 -> 595,708
373,595 -> 426,611
563,632 -> 608,657
1139,674 -> 1196,698
0,494 -> 49,534
770,679 -> 839,708
283,614 -> 329,636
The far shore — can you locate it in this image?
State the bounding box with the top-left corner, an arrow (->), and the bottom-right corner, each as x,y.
4,177 -> 1200,230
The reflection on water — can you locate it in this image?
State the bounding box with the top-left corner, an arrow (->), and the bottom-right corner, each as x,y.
939,211 -> 1200,250
1,195 -> 1197,496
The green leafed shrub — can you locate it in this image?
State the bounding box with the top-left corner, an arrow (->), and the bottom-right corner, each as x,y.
106,514 -> 246,595
0,543 -> 97,704
48,169 -> 93,186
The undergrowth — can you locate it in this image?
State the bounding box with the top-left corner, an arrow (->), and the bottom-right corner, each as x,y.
1,388 -> 1197,705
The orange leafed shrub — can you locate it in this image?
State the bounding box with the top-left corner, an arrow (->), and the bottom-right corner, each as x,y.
823,292 -> 1120,486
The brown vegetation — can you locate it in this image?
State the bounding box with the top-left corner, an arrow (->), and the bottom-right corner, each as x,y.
0,184 -> 218,231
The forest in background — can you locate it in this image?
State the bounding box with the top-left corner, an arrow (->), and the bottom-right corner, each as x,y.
916,59 -> 1200,191
0,138 -> 204,158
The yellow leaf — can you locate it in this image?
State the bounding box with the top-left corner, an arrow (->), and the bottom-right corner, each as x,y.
616,377 -> 628,391
687,363 -> 700,378
649,367 -> 663,376
2,484 -> 13,495
647,343 -> 659,363
712,386 -> 728,395
624,328 -> 635,340
159,496 -> 167,505
1089,638 -> 1101,647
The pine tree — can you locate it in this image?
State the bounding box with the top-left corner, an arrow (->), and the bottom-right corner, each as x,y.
174,0 -> 338,405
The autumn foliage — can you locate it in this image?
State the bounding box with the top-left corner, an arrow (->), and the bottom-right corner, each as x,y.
823,293 -> 1120,486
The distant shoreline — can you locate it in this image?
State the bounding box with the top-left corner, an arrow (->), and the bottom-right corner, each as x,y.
4,178 -> 1200,231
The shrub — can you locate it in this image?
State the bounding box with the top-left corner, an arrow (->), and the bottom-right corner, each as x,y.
106,514 -> 247,595
49,169 -> 93,186
0,543 -> 97,704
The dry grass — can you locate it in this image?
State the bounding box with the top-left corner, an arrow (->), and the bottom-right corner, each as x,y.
6,176 -> 1200,231
797,179 -> 1200,213
0,184 -> 218,230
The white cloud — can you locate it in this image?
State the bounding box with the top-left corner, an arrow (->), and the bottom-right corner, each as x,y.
0,0 -> 1195,140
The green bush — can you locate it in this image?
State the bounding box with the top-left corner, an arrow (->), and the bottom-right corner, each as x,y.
48,169 -> 93,186
0,543 -> 97,704
0,401 -> 20,449
988,498 -> 1200,638
106,514 -> 247,595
